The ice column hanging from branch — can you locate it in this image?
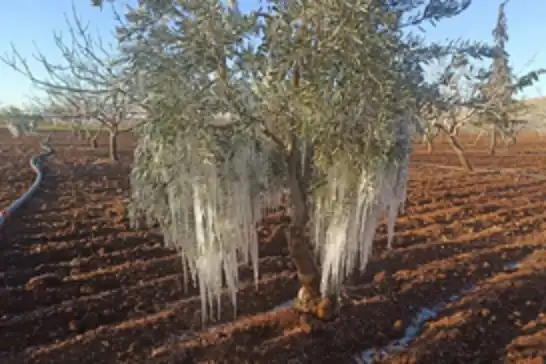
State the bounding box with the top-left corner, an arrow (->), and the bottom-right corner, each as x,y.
130,127 -> 281,323
314,116 -> 412,298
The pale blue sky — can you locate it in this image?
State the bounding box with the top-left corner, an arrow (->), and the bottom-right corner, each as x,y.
0,0 -> 545,108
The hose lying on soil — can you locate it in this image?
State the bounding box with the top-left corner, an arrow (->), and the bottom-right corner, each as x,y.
0,136 -> 53,230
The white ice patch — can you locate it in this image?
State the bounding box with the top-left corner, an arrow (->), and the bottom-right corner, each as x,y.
273,299 -> 294,310
504,261 -> 520,271
356,284 -> 476,363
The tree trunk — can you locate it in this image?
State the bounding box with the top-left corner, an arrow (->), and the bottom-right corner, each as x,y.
442,129 -> 473,172
507,136 -> 515,149
473,130 -> 485,146
89,129 -> 101,149
490,128 -> 497,156
285,138 -> 334,321
501,134 -> 513,148
108,129 -> 118,161
426,139 -> 433,154
454,127 -> 460,137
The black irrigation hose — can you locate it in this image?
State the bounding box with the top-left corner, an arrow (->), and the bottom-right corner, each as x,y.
0,135 -> 53,230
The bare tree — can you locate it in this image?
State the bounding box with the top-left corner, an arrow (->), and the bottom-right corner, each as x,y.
420,46 -> 543,171
418,55 -> 491,172
34,93 -> 105,147
0,5 -> 136,160
0,104 -> 42,137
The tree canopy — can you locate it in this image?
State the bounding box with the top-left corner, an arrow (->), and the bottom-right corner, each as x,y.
109,0 -> 506,322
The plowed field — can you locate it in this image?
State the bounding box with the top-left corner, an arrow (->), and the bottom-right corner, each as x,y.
0,129 -> 544,364
0,133 -> 42,211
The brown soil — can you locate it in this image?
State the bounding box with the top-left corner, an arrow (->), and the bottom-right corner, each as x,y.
0,129 -> 544,364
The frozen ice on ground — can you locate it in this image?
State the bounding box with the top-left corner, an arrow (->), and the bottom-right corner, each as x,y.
356,260 -> 521,363
168,259 -> 524,360
357,304 -> 447,363
273,300 -> 294,310
504,261 -> 520,271
356,284 -> 476,363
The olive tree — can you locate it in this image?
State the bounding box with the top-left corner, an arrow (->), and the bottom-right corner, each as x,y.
417,54 -> 503,171
116,0 -> 493,323
1,5 -> 136,160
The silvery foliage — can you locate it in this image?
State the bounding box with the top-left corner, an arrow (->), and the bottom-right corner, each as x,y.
122,0 -> 453,322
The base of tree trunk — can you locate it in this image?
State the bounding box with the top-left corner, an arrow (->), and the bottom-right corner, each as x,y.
293,286 -> 336,321
446,132 -> 473,172
285,224 -> 337,321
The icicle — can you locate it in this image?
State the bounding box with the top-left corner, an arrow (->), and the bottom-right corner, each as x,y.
386,118 -> 412,249
130,126 -> 281,324
316,116 -> 412,297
